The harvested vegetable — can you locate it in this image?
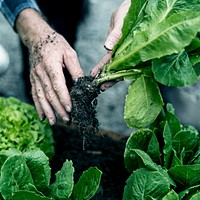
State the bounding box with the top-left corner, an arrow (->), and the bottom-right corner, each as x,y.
70,0 -> 200,134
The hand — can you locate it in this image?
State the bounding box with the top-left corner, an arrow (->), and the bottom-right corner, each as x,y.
90,0 -> 131,90
16,9 -> 84,125
29,32 -> 84,125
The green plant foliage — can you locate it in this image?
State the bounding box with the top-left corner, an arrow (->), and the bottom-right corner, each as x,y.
0,149 -> 102,200
123,103 -> 200,199
95,0 -> 200,128
0,97 -> 54,159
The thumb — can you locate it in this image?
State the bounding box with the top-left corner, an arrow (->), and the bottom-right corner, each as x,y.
104,27 -> 122,51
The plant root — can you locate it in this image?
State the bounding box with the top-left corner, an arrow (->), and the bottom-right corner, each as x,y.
69,76 -> 101,148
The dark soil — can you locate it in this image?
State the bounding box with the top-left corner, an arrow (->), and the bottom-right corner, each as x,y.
50,124 -> 130,200
69,76 -> 100,148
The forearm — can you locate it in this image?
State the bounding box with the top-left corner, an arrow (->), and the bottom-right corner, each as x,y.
15,8 -> 55,48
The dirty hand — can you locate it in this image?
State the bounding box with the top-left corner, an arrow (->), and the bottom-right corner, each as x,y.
16,8 -> 84,125
90,0 -> 131,90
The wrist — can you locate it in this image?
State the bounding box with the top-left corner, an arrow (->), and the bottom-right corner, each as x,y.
15,8 -> 54,48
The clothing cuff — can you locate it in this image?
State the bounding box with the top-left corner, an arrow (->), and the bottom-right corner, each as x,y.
1,0 -> 40,29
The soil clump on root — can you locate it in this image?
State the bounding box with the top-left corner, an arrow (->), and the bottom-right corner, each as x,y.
69,76 -> 101,147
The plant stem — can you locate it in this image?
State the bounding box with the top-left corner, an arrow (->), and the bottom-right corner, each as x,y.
94,68 -> 143,86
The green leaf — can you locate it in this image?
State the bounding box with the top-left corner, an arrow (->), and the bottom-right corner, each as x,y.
179,184 -> 200,200
0,155 -> 34,200
147,132 -> 161,164
170,150 -> 183,168
162,190 -> 179,200
10,190 -> 51,200
123,168 -> 170,200
0,149 -> 21,169
124,75 -> 164,128
190,192 -> 200,200
124,149 -> 159,173
113,0 -> 148,52
124,129 -> 153,171
51,160 -> 74,199
172,127 -> 199,162
0,97 -> 54,159
152,50 -> 197,87
169,164 -> 200,188
107,10 -> 200,72
163,122 -> 173,169
23,149 -> 51,193
71,167 -> 102,200
164,103 -> 181,136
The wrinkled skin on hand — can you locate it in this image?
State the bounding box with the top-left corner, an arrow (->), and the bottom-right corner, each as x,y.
90,0 -> 131,90
29,31 -> 84,125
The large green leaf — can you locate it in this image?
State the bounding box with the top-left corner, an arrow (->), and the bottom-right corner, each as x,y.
124,129 -> 160,171
0,155 -> 34,200
123,168 -> 170,200
124,75 -> 163,128
107,10 -> 200,72
169,164 -> 200,188
23,150 -> 51,193
152,50 -> 197,87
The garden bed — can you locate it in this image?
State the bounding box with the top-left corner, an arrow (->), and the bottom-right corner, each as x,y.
50,123 -> 130,200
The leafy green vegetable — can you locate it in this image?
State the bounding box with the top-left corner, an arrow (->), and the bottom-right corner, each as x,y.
123,168 -> 171,200
95,0 -> 200,128
0,149 -> 102,200
71,167 -> 102,200
0,97 -> 54,158
123,103 -> 200,199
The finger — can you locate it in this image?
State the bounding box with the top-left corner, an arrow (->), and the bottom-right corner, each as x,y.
35,64 -> 70,122
30,73 -> 44,120
104,27 -> 122,51
42,59 -> 73,112
90,52 -> 112,77
63,47 -> 84,81
32,70 -> 57,125
100,78 -> 122,91
100,81 -> 117,91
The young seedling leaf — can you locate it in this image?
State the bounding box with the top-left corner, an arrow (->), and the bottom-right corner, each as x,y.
163,121 -> 173,169
172,126 -> 199,163
51,159 -> 74,199
71,167 -> 102,200
162,190 -> 179,200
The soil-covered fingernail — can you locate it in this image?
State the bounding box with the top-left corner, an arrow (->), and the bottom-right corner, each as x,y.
65,105 -> 71,112
39,113 -> 45,121
49,119 -> 56,126
62,116 -> 70,123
